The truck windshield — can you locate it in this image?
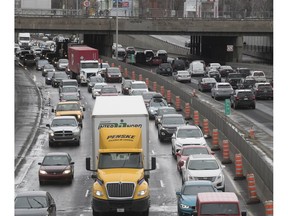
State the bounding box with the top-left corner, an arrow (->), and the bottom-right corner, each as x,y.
200,203 -> 239,215
81,62 -> 99,68
98,153 -> 143,169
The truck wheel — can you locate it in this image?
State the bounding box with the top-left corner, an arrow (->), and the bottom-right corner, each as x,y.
92,210 -> 101,216
142,209 -> 149,216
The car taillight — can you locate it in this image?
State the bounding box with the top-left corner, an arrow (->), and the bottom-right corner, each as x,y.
235,97 -> 239,100
252,96 -> 255,100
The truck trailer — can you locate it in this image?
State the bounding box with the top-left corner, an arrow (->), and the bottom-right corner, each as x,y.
67,45 -> 99,84
86,96 -> 156,216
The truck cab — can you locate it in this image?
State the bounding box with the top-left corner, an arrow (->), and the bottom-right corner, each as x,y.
79,60 -> 100,85
18,33 -> 31,49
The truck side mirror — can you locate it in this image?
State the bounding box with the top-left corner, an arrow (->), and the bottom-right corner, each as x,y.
86,157 -> 91,171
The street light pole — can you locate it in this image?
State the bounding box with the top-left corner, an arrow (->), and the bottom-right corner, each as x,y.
115,0 -> 118,61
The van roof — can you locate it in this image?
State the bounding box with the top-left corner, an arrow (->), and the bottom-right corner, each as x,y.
197,192 -> 239,203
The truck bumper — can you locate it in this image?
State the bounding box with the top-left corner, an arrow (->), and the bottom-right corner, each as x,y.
92,196 -> 150,213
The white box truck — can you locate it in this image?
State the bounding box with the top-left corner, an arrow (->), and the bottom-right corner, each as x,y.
86,96 -> 156,216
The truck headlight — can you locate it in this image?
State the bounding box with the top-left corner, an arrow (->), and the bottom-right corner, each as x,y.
77,114 -> 81,119
95,190 -> 103,197
137,190 -> 147,196
49,131 -> 54,136
180,203 -> 190,209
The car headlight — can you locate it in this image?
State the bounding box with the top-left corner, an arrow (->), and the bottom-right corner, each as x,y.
180,203 -> 190,209
189,175 -> 195,180
95,190 -> 103,197
176,142 -> 182,147
216,173 -> 224,181
39,170 -> 47,175
161,127 -> 167,130
49,131 -> 54,136
137,190 -> 147,196
77,114 -> 81,119
63,169 -> 71,174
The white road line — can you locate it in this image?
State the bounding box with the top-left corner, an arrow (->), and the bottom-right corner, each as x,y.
85,190 -> 89,198
33,75 -> 36,82
160,180 -> 165,188
151,150 -> 155,155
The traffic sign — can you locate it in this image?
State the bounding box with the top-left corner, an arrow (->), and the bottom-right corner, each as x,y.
225,99 -> 231,115
83,0 -> 90,7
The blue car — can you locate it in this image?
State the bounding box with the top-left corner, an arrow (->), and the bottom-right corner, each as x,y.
176,181 -> 218,216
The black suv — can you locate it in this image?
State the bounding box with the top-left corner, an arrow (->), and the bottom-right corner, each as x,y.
171,59 -> 186,71
235,67 -> 251,78
237,77 -> 256,89
157,114 -> 186,141
51,72 -> 69,88
156,63 -> 173,76
230,89 -> 256,109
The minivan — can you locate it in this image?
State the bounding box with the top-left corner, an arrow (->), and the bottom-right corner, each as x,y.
193,192 -> 247,216
189,61 -> 205,76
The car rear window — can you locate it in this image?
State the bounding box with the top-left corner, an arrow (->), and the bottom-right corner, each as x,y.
237,92 -> 253,97
200,203 -> 239,214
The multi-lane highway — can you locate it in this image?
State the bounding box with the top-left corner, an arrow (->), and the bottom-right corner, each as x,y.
15,59 -> 270,215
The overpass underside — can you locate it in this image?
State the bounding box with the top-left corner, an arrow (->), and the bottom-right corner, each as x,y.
83,34 -> 113,57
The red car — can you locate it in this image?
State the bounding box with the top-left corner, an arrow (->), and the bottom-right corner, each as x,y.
148,56 -> 162,66
176,145 -> 214,174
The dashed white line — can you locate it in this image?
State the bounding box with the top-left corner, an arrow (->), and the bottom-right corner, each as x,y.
85,190 -> 89,198
160,180 -> 165,188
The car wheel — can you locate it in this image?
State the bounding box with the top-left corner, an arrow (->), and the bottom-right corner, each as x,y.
92,209 -> 101,216
76,139 -> 80,146
39,180 -> 45,186
92,95 -> 96,99
252,104 -> 256,109
68,178 -> 73,185
214,95 -> 218,100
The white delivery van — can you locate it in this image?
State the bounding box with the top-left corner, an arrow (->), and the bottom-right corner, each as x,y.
189,61 -> 205,76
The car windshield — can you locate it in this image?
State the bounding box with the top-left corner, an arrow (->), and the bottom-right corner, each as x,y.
200,203 -> 239,215
229,74 -> 242,78
203,78 -> 216,83
94,84 -> 106,89
42,155 -> 70,166
51,118 -> 77,127
45,64 -> 54,69
62,94 -> 79,101
15,196 -> 48,209
163,116 -> 185,125
38,60 -> 49,66
150,99 -> 168,107
62,87 -> 77,93
218,85 -> 231,89
90,76 -> 104,83
237,92 -> 253,97
107,68 -> 120,74
244,79 -> 256,84
177,128 -> 202,138
46,72 -> 54,78
123,80 -> 133,88
81,62 -> 98,68
253,72 -> 265,76
102,87 -> 117,93
188,159 -> 219,170
59,59 -> 68,63
258,86 -> 272,90
182,185 -> 215,195
158,109 -> 176,116
182,148 -> 209,156
98,153 -> 143,169
178,71 -> 189,75
63,82 -> 77,86
56,103 -> 80,111
132,83 -> 147,89
54,73 -> 68,79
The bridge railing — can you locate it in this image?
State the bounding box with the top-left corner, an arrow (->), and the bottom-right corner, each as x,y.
15,8 -> 273,19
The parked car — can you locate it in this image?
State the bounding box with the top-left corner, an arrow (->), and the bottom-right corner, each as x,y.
147,94 -> 169,119
158,114 -> 186,142
156,63 -> 173,76
249,70 -> 267,82
182,154 -> 225,191
154,106 -> 177,128
230,89 -> 256,109
45,71 -> 55,85
51,72 -> 69,88
176,145 -> 214,174
144,49 -> 155,62
121,78 -> 134,95
176,181 -> 218,216
225,73 -> 243,89
198,77 -> 217,92
15,191 -> 56,216
218,65 -> 234,77
87,75 -> 105,93
251,82 -> 273,100
172,70 -> 191,83
129,81 -> 149,95
38,152 -> 74,185
237,77 -> 257,89
171,125 -> 208,158
56,58 -> 68,71
171,59 -> 186,72
92,83 -> 108,99
125,46 -> 136,54
235,67 -> 251,78
103,67 -> 122,83
211,82 -> 234,100
206,69 -> 221,82
42,63 -> 55,77
46,116 -> 82,147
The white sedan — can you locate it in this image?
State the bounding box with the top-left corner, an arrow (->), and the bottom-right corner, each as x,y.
172,70 -> 191,83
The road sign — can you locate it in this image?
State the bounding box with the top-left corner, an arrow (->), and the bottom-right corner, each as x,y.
227,45 -> 233,52
225,99 -> 231,115
83,0 -> 90,7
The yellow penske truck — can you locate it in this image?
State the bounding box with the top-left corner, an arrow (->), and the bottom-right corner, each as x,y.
86,96 -> 156,216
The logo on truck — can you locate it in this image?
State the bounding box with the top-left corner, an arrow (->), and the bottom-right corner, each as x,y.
98,119 -> 142,129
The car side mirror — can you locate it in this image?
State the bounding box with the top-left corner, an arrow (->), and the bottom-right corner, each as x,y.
82,106 -> 86,111
50,203 -> 56,208
38,162 -> 42,165
176,191 -> 181,196
46,124 -> 50,128
176,152 -> 181,157
70,162 -> 75,165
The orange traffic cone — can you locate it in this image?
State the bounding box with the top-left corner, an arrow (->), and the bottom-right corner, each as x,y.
221,140 -> 232,164
193,110 -> 199,126
202,119 -> 210,138
145,78 -> 149,89
124,68 -> 128,78
211,129 -> 220,151
175,96 -> 182,111
184,103 -> 191,120
166,90 -> 172,104
139,74 -> 143,81
131,71 -> 136,80
264,200 -> 273,216
234,153 -> 246,180
153,82 -> 157,92
246,173 -> 260,204
249,126 -> 255,139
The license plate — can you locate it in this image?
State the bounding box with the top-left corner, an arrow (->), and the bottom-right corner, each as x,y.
117,208 -> 125,212
244,98 -> 248,100
264,90 -> 267,92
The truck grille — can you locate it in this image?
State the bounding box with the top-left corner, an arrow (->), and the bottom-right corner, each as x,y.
106,182 -> 135,199
54,130 -> 73,138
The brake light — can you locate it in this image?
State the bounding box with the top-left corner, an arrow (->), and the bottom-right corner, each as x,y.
252,96 -> 255,100
235,97 -> 239,100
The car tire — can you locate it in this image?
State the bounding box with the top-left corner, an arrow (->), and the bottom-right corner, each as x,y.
252,104 -> 256,109
76,139 -> 80,146
39,180 -> 45,186
92,209 -> 101,216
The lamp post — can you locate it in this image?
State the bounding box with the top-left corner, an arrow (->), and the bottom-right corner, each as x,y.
115,0 -> 118,61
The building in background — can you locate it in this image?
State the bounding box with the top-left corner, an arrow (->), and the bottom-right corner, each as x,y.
184,0 -> 219,18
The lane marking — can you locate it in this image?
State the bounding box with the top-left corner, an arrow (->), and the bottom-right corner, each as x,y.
85,190 -> 89,198
160,180 -> 165,188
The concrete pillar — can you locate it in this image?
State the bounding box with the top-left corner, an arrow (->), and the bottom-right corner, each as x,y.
234,36 -> 243,62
